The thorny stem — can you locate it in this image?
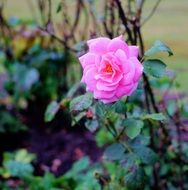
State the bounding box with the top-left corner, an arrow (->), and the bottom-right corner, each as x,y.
164,102 -> 185,190
133,1 -> 169,189
106,118 -> 133,153
33,1 -> 185,188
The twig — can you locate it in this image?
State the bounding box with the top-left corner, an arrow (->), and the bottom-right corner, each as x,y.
114,0 -> 133,42
38,26 -> 77,52
141,0 -> 162,26
46,0 -> 52,25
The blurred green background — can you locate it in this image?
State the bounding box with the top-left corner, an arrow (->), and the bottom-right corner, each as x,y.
3,0 -> 188,92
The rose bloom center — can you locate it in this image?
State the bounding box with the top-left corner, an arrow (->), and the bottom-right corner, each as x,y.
104,63 -> 113,73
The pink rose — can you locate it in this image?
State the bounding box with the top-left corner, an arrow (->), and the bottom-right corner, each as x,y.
79,36 -> 143,104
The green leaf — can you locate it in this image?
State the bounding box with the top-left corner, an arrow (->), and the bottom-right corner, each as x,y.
121,153 -> 139,170
167,100 -> 176,116
133,146 -> 157,164
5,160 -> 33,178
15,149 -> 35,163
39,172 -> 56,190
95,128 -> 114,147
103,143 -> 125,161
142,113 -> 166,121
125,167 -> 145,190
12,63 -> 39,91
72,112 -> 86,126
95,102 -> 106,118
72,158 -> 89,173
111,100 -> 127,114
144,59 -> 167,78
70,93 -> 93,112
85,119 -> 99,132
145,40 -> 173,57
124,119 -> 144,139
65,157 -> 90,178
44,101 -> 60,122
129,135 -> 150,147
66,83 -> 83,98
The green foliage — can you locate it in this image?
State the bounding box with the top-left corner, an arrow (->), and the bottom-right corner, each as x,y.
11,63 -> 39,92
5,160 -> 33,178
70,93 -> 93,112
0,149 -> 35,178
144,40 -> 173,57
103,143 -> 125,161
0,1 -> 187,189
142,113 -> 166,121
0,108 -> 27,133
95,127 -> 114,147
95,102 -> 107,118
0,151 -> 102,190
133,146 -> 157,165
166,100 -> 176,116
85,119 -> 99,132
123,119 -> 144,139
125,167 -> 145,190
143,59 -> 167,78
44,101 -> 60,122
62,157 -> 101,190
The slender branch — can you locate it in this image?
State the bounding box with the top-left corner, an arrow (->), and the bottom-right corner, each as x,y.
103,0 -> 113,38
141,0 -> 162,26
114,0 -> 133,42
38,26 -> 77,52
47,0 -> 52,25
143,73 -> 169,140
69,0 -> 82,42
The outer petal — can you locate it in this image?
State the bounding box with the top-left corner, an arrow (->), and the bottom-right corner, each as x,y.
87,37 -> 110,54
129,46 -> 139,58
84,67 -> 97,92
129,57 -> 143,82
107,36 -> 129,57
79,53 -> 96,68
116,83 -> 135,98
94,89 -> 116,99
127,83 -> 138,96
101,96 -> 119,104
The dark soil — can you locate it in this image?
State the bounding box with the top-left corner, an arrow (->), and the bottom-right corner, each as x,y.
0,101 -> 102,176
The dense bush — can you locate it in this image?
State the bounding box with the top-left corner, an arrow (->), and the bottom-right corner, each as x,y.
0,0 -> 188,189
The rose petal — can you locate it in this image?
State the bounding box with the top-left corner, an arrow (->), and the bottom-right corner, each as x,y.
97,69 -> 123,84
116,83 -> 135,98
87,37 -> 110,54
129,57 -> 143,82
79,53 -> 96,68
94,89 -> 116,99
119,59 -> 135,85
96,80 -> 118,91
101,96 -> 119,104
115,49 -> 130,74
84,67 -> 97,91
127,83 -> 138,96
107,36 -> 129,57
129,46 -> 139,58
79,36 -> 143,104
